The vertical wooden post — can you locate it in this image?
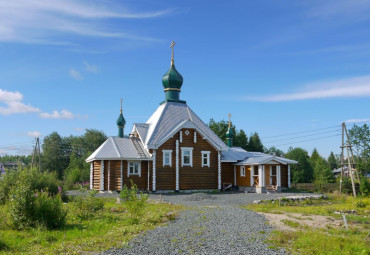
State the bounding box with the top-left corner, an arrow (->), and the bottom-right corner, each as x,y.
176,140 -> 179,191
218,151 -> 221,190
120,160 -> 123,190
288,164 -> 291,188
100,160 -> 104,191
152,150 -> 156,192
90,163 -> 93,190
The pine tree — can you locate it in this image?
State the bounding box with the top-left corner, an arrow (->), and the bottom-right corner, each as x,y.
247,132 -> 264,152
327,151 -> 338,170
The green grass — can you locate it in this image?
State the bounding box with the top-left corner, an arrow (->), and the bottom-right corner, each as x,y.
244,194 -> 370,255
0,198 -> 182,254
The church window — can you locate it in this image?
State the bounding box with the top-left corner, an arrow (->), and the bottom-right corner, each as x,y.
162,150 -> 172,167
181,147 -> 193,167
128,161 -> 141,177
201,151 -> 210,167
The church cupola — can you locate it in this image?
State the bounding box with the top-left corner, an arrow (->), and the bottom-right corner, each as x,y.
162,41 -> 185,103
116,98 -> 126,138
226,113 -> 234,147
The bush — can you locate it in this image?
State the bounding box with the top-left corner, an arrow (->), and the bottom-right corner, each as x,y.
70,188 -> 104,220
7,170 -> 66,229
8,179 -> 36,229
0,168 -> 19,204
64,168 -> 90,190
0,167 -> 60,204
359,177 -> 370,196
120,181 -> 148,222
34,192 -> 67,229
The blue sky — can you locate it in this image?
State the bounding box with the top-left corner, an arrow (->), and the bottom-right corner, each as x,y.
1,0 -> 370,157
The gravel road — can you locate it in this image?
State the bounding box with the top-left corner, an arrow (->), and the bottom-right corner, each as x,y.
100,192 -> 312,255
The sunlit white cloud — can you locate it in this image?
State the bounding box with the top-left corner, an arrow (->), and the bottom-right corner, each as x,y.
244,75 -> 370,102
39,110 -> 75,119
0,89 -> 40,115
0,0 -> 170,45
69,69 -> 83,80
27,131 -> 42,138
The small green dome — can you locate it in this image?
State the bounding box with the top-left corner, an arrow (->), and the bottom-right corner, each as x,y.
162,64 -> 183,90
226,126 -> 234,138
116,113 -> 126,127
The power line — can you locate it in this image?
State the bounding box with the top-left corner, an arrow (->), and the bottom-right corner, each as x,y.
264,129 -> 341,143
261,125 -> 340,139
267,134 -> 341,147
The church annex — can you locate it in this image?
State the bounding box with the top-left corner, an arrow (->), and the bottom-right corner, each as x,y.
86,42 -> 297,193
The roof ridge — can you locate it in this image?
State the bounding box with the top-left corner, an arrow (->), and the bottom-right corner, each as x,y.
111,137 -> 122,158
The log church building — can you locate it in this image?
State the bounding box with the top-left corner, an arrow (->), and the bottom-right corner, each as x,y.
86,42 -> 297,193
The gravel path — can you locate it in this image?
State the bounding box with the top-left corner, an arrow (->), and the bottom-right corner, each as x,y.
99,192 -> 315,255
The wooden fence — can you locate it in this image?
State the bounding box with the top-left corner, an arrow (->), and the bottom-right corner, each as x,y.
291,183 -> 339,192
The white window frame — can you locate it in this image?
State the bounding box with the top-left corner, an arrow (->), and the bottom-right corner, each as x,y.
181,147 -> 193,167
240,166 -> 246,177
201,151 -> 211,167
127,161 -> 141,177
162,150 -> 172,167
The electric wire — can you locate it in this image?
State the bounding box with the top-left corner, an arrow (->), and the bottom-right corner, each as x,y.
266,134 -> 341,147
264,129 -> 341,143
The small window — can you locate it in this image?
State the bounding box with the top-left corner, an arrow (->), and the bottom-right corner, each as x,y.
181,147 -> 193,167
128,161 -> 141,177
240,166 -> 246,177
162,150 -> 172,167
201,151 -> 210,167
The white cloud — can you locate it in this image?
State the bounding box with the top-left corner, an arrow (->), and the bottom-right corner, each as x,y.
0,149 -> 7,155
244,75 -> 370,102
83,61 -> 98,73
0,89 -> 40,115
74,127 -> 85,132
39,109 -> 75,119
27,131 -> 42,138
0,0 -> 170,45
345,118 -> 370,123
69,69 -> 83,80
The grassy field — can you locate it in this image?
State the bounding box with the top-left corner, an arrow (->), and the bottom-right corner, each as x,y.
244,194 -> 370,255
0,198 -> 182,254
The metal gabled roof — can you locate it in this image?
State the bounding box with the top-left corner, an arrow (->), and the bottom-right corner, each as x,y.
221,147 -> 298,165
144,102 -> 228,150
86,136 -> 151,162
132,123 -> 149,144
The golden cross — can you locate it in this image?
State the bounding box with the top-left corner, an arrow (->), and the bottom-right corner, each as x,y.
170,41 -> 176,65
120,98 -> 123,113
228,113 -> 231,126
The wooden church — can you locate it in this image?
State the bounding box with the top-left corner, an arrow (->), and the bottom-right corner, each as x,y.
86,42 -> 297,193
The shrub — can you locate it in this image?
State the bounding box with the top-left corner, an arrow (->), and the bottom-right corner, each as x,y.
120,181 -> 148,222
64,168 -> 90,190
8,179 -> 36,229
0,168 -> 19,204
7,170 -> 66,229
359,176 -> 370,196
34,191 -> 67,229
0,167 -> 60,204
70,188 -> 104,220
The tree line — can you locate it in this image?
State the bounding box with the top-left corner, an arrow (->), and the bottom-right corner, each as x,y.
1,121 -> 369,187
209,119 -> 370,184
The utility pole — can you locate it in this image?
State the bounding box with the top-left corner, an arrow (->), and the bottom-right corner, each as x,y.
340,122 -> 361,197
31,137 -> 41,171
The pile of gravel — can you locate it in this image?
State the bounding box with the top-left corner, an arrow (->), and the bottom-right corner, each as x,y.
183,193 -> 216,201
103,205 -> 286,255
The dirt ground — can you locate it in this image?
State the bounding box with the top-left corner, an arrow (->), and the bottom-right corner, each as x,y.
259,212 -> 343,232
